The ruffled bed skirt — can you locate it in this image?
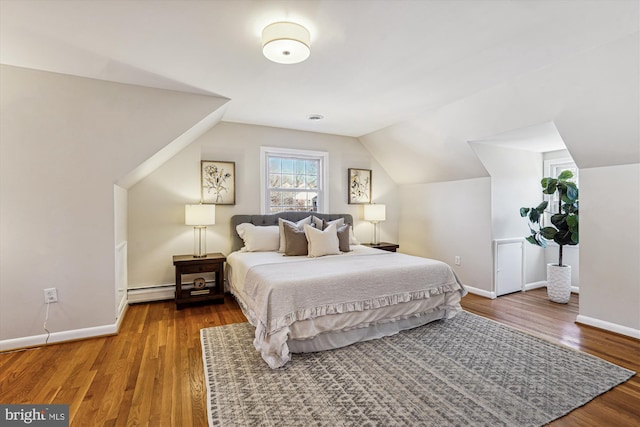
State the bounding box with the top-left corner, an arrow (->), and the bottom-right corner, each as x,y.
234,286 -> 463,368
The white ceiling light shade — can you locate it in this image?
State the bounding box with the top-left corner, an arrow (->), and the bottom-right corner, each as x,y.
262,21 -> 310,64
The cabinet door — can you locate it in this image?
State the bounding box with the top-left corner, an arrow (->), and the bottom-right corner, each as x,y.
496,242 -> 523,296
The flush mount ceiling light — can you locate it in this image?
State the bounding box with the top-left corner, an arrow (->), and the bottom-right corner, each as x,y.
262,21 -> 310,64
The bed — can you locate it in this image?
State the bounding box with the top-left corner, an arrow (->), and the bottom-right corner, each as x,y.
227,212 -> 466,368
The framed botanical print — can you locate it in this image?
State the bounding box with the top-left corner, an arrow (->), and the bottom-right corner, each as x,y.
201,160 -> 236,205
348,168 -> 371,204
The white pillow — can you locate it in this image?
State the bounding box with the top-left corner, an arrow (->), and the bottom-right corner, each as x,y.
278,216 -> 313,252
304,223 -> 340,258
236,223 -> 280,252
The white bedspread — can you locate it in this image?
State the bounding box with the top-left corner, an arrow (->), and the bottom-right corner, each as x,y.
227,246 -> 465,368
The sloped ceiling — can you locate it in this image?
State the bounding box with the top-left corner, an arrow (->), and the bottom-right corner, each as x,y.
469,122 -> 566,154
360,31 -> 640,184
1,0 -> 638,183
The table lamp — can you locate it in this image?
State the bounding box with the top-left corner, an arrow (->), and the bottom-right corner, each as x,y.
185,204 -> 216,257
363,204 -> 386,245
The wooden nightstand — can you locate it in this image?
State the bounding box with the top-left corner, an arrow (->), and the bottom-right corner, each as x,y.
362,242 -> 400,252
173,253 -> 226,309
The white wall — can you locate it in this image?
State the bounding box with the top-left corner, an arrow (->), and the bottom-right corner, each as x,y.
579,163 -> 640,334
0,65 -> 227,345
470,143 -> 546,286
127,121 -> 399,289
398,178 -> 493,293
114,184 -> 128,319
470,143 -> 582,288
114,185 -> 128,247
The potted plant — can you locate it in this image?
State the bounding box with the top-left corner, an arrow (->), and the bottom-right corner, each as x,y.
520,170 -> 579,303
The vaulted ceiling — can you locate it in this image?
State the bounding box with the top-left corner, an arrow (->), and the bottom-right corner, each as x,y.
2,0 -> 638,183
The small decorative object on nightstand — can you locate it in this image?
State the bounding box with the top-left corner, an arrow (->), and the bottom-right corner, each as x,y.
362,242 -> 399,252
173,253 -> 226,309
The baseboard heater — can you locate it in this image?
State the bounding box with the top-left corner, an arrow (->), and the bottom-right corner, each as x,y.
128,285 -> 175,304
128,281 -> 228,304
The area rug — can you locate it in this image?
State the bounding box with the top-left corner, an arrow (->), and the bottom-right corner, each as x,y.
200,311 -> 634,426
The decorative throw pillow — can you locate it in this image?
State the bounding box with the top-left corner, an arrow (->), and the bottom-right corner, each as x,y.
283,222 -> 308,256
304,223 -> 340,257
317,217 -> 359,246
313,216 -> 344,230
337,224 -> 351,252
236,223 -> 280,252
278,216 -> 313,252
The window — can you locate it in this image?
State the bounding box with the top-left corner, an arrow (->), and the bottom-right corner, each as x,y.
544,157 -> 578,215
260,147 -> 328,213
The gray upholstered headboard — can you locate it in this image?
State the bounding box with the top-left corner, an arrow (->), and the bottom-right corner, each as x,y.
230,212 -> 354,253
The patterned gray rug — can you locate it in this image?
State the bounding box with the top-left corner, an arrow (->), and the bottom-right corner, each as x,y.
200,311 -> 634,426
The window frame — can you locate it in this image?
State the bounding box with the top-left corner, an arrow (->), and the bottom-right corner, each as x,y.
260,146 -> 329,214
543,157 -> 579,215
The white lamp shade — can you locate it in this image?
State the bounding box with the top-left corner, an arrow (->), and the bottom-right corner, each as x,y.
262,21 -> 310,64
185,204 -> 215,226
364,204 -> 386,222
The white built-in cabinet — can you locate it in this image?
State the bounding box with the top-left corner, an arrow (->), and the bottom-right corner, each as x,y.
494,238 -> 525,297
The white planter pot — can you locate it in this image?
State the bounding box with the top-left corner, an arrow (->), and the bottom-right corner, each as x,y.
547,264 -> 571,304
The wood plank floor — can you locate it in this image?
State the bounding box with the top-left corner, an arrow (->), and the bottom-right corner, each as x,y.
1,289 -> 638,426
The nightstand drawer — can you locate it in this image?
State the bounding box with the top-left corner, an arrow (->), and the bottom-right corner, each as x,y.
179,263 -> 221,274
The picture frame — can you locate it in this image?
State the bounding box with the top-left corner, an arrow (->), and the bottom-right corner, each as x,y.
348,168 -> 372,204
201,160 -> 236,205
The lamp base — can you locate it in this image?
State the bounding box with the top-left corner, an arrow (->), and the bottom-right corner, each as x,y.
371,221 -> 380,245
193,226 -> 207,258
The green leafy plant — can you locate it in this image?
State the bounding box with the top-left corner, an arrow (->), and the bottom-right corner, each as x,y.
520,170 -> 579,267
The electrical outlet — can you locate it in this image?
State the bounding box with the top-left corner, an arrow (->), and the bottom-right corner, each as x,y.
454,256 -> 461,266
44,288 -> 58,303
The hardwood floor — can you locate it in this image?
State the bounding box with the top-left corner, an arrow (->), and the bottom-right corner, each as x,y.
1,289 -> 638,426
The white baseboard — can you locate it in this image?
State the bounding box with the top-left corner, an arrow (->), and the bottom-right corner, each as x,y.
2,297 -> 130,353
0,323 -> 119,352
116,301 -> 129,330
524,281 -> 580,294
463,285 -> 496,299
576,315 -> 640,339
524,281 -> 547,291
466,281 -> 579,300
117,295 -> 129,320
127,284 -> 175,303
